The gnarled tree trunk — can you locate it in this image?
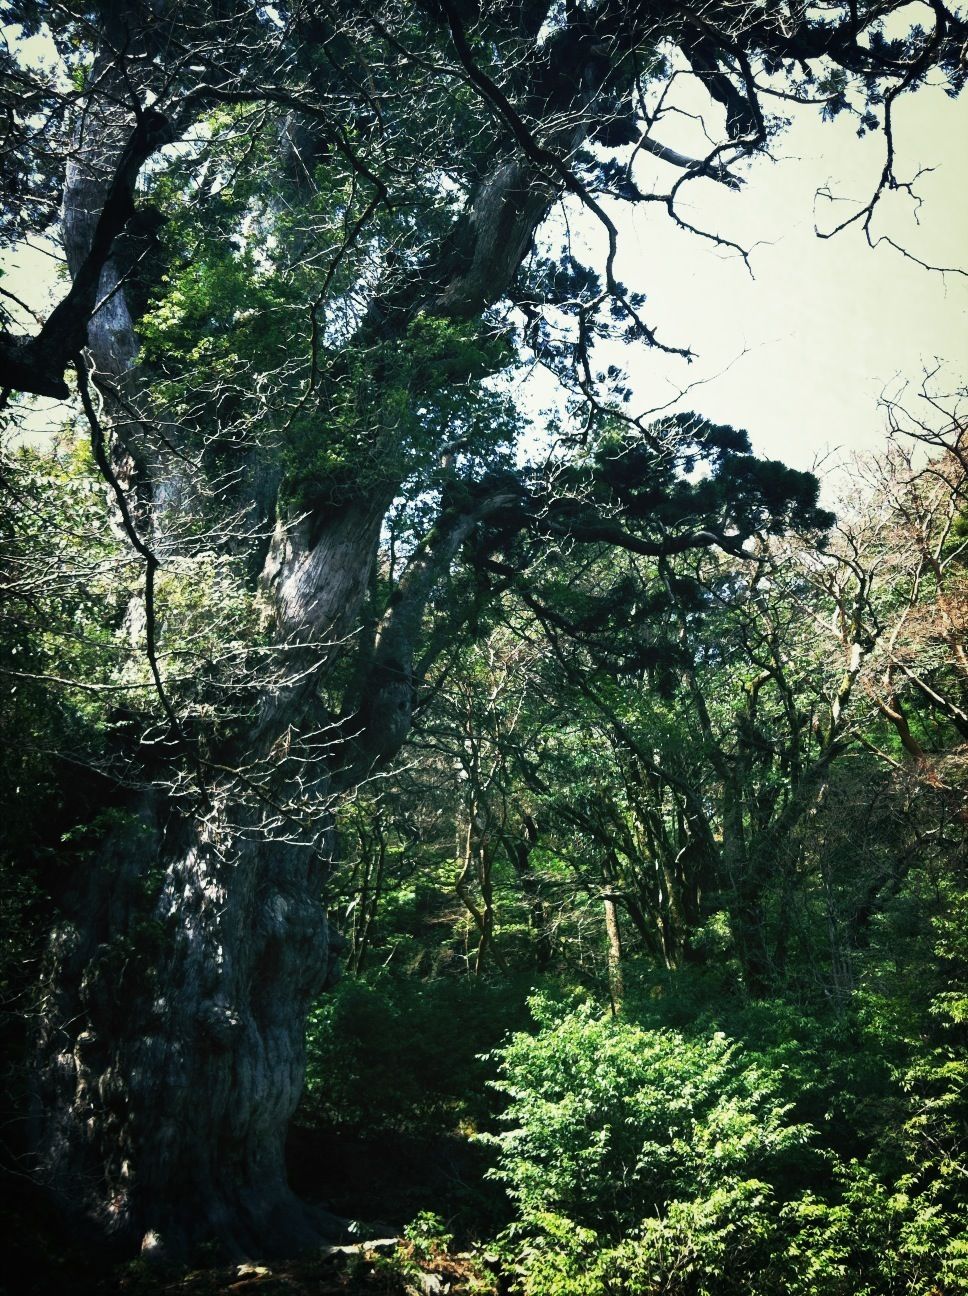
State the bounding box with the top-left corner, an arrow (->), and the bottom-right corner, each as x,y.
36,793 -> 348,1258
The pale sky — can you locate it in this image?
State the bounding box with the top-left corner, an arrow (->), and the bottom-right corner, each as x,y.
574,75 -> 968,475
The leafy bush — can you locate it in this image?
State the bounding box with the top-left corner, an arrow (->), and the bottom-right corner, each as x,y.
486,998 -> 809,1293
781,1158 -> 968,1296
301,972 -> 533,1136
486,998 -> 968,1296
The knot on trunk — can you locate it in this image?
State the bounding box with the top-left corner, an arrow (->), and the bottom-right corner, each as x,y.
197,1000 -> 242,1049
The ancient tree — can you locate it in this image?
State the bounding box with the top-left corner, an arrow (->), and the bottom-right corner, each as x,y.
1,0 -> 964,1259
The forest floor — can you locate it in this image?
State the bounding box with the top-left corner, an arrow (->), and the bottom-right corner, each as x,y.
110,1243 -> 494,1296
1,1126 -> 504,1296
4,1233 -> 495,1296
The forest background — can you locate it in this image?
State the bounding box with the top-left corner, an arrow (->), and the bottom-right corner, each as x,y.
1,2 -> 967,1294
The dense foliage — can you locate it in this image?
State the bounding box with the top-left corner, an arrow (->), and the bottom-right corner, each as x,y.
1,0 -> 967,1287
291,422 -> 968,1293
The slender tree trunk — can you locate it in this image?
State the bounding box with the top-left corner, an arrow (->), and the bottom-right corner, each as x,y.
475,841 -> 499,976
602,879 -> 624,1015
508,814 -> 552,970
456,814 -> 508,975
353,833 -> 387,975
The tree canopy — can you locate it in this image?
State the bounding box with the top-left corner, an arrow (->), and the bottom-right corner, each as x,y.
0,0 -> 966,1285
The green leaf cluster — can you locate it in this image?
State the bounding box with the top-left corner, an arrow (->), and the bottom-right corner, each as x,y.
486,997 -> 968,1296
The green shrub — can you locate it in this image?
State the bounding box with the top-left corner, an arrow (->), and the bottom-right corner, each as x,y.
301,972 -> 533,1136
486,998 -> 968,1296
486,998 -> 809,1294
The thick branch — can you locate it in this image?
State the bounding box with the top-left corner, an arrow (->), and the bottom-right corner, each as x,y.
540,513 -> 751,559
0,110 -> 174,399
339,487 -> 521,781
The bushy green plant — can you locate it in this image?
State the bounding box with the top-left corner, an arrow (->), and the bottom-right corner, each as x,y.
486,997 -> 968,1296
486,998 -> 811,1294
488,997 -> 811,1228
404,1210 -> 454,1261
301,971 -> 533,1136
780,1155 -> 968,1295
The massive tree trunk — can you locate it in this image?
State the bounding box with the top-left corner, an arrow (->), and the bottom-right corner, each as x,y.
30,45 -> 387,1258
36,793 -> 348,1259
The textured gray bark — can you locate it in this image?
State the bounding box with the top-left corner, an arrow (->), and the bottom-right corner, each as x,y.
36,799 -> 346,1258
